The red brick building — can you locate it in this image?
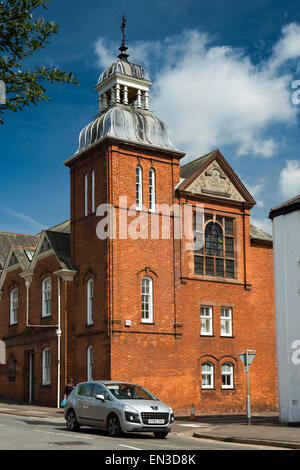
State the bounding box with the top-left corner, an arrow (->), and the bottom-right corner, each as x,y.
0,47 -> 277,415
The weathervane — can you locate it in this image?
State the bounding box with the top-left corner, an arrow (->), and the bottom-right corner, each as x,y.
118,15 -> 129,61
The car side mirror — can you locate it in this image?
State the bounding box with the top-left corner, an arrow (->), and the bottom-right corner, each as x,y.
95,394 -> 105,402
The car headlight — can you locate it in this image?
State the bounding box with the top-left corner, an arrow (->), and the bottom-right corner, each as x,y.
169,407 -> 174,423
124,406 -> 140,424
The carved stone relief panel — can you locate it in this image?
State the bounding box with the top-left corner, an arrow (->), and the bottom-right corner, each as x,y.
187,161 -> 245,202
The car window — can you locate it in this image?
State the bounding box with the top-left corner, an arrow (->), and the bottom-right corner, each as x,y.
106,384 -> 158,400
77,383 -> 94,397
92,384 -> 109,399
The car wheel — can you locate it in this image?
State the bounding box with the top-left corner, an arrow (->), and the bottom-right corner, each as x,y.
153,431 -> 169,439
66,409 -> 80,432
107,414 -> 122,437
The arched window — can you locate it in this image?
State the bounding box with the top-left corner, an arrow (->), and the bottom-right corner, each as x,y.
141,276 -> 153,323
222,363 -> 234,389
91,169 -> 95,213
84,172 -> 88,216
136,165 -> 143,210
87,279 -> 94,325
10,288 -> 18,325
42,278 -> 51,317
42,348 -> 51,385
149,168 -> 156,212
194,214 -> 235,279
205,222 -> 223,257
201,362 -> 214,389
87,346 -> 93,381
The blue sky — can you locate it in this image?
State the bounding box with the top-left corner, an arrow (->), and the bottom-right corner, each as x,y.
1,0 -> 300,235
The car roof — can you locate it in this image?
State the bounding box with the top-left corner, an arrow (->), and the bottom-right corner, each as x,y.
77,380 -> 138,386
99,380 -> 139,386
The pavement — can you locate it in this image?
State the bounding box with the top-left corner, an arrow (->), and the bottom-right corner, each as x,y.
0,401 -> 300,449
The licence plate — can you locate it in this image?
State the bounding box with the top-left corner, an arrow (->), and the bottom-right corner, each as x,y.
148,419 -> 165,424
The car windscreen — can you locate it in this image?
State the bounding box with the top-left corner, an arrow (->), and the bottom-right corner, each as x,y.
106,384 -> 158,400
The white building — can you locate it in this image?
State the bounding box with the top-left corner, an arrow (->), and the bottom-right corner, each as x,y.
269,195 -> 300,423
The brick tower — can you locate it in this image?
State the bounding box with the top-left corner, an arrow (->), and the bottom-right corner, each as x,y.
64,27 -> 185,385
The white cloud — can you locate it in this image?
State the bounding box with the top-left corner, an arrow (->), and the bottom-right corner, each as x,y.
279,160 -> 300,199
269,23 -> 300,71
150,29 -> 297,159
94,38 -> 115,69
245,178 -> 266,207
94,24 -> 300,160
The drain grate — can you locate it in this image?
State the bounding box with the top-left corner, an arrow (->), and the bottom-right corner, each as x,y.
54,441 -> 89,446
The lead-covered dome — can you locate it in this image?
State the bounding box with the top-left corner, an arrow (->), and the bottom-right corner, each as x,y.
97,59 -> 151,85
77,106 -> 175,153
73,27 -> 183,157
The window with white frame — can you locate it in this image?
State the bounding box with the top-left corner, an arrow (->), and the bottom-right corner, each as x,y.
42,277 -> 51,317
141,276 -> 153,323
91,169 -> 95,213
87,279 -> 94,325
201,362 -> 214,389
84,172 -> 88,216
149,168 -> 156,212
136,165 -> 143,210
87,346 -> 93,381
10,288 -> 18,325
222,363 -> 234,389
220,307 -> 233,336
200,306 -> 213,335
42,348 -> 51,385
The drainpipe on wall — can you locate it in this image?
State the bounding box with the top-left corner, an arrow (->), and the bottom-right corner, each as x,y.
53,269 -> 77,408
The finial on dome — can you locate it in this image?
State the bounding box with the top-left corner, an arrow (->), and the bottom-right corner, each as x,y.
118,15 -> 129,61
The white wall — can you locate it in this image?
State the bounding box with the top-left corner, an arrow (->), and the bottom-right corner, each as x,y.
272,210 -> 300,422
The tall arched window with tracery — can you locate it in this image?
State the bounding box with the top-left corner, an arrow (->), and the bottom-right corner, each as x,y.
194,213 -> 235,279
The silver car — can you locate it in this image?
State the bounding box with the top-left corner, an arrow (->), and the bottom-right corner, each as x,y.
64,380 -> 174,439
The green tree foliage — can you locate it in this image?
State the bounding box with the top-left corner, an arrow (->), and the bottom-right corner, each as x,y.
0,0 -> 79,123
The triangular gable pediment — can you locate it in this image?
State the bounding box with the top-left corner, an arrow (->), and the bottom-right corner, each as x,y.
179,149 -> 256,206
188,160 -> 245,202
29,231 -> 55,271
29,230 -> 74,272
0,245 -> 36,291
